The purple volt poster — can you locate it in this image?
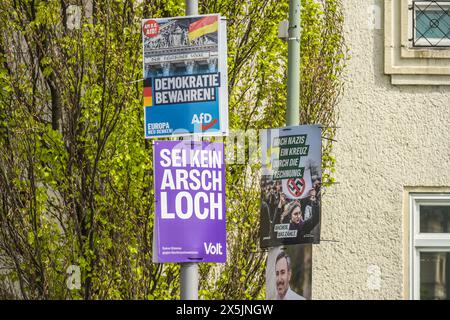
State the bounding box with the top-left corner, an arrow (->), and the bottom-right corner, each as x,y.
152,140 -> 226,263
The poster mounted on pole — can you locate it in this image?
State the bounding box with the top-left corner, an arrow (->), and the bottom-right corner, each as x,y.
152,140 -> 226,263
265,245 -> 312,300
260,125 -> 322,248
142,14 -> 228,138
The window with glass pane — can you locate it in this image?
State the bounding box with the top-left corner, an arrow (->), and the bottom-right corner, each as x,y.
420,205 -> 450,233
420,252 -> 450,300
412,1 -> 450,47
411,194 -> 450,300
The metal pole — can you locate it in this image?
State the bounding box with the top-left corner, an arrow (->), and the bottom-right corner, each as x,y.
185,0 -> 198,16
180,0 -> 199,301
180,262 -> 199,300
286,0 -> 301,126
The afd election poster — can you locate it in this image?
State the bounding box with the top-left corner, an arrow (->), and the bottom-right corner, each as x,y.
266,245 -> 312,300
260,125 -> 322,248
142,14 -> 228,138
152,140 -> 226,263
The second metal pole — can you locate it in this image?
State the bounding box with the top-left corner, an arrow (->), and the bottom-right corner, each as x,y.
185,0 -> 198,16
180,0 -> 199,301
286,0 -> 301,126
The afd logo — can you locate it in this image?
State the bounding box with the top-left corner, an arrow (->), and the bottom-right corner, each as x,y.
192,113 -> 218,131
204,242 -> 223,255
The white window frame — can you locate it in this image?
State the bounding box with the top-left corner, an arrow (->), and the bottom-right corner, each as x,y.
409,1 -> 450,47
410,193 -> 450,300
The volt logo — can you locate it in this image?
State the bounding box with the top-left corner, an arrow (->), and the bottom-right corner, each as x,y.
204,242 -> 223,255
192,113 -> 218,131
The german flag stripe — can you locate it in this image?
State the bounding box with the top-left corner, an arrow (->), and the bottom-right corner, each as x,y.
144,78 -> 152,87
144,96 -> 152,107
188,16 -> 218,42
143,86 -> 152,97
144,78 -> 152,106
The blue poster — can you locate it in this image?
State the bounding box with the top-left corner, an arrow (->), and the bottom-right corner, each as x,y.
142,14 -> 228,138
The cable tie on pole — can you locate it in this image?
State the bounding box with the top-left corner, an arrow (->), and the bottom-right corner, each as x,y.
322,137 -> 338,142
127,78 -> 144,84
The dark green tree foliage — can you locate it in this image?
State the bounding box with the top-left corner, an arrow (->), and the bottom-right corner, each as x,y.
0,0 -> 345,299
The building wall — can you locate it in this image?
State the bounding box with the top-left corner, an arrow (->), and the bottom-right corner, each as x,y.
312,0 -> 450,299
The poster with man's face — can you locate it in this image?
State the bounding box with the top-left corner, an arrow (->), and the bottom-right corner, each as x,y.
266,245 -> 312,300
260,125 -> 322,248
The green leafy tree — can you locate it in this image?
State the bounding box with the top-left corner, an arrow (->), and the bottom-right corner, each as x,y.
0,0 -> 345,299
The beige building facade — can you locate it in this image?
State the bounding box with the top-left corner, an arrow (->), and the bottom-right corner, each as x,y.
313,0 -> 450,299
